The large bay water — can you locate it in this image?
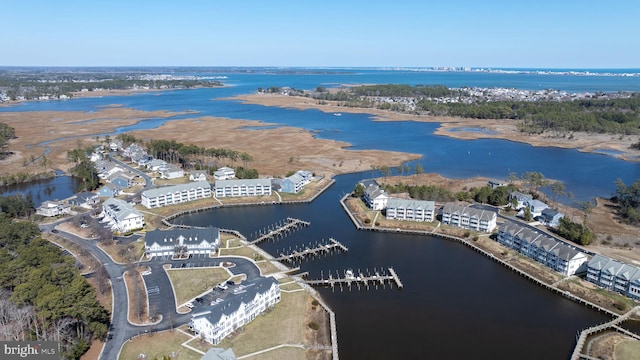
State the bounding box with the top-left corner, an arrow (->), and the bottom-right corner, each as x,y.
2,68 -> 640,358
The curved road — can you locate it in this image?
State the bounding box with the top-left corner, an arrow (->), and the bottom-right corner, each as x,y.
40,225 -> 261,360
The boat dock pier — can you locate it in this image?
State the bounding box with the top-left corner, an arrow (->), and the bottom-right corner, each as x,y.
250,217 -> 310,244
275,238 -> 348,263
304,267 -> 403,291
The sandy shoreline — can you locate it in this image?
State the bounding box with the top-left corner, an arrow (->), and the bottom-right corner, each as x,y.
230,93 -> 640,162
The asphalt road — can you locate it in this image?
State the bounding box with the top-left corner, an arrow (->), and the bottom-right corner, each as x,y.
41,224 -> 261,360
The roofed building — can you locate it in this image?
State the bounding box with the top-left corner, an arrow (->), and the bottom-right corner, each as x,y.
141,181 -> 211,209
189,277 -> 281,345
145,227 -> 220,257
441,203 -> 497,232
214,178 -> 272,198
385,198 -> 435,222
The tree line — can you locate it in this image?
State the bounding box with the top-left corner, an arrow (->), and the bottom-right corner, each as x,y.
0,213 -> 109,359
613,178 -> 640,224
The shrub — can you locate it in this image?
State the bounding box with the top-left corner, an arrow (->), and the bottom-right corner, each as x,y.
308,322 -> 319,331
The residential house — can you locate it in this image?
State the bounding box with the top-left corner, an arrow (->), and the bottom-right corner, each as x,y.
385,198 -> 435,222
144,227 -> 220,257
189,277 -> 281,345
214,166 -> 236,180
36,200 -> 71,217
278,171 -> 309,193
525,199 -> 549,218
540,208 -> 564,227
147,159 -> 168,171
160,164 -> 185,179
190,170 -> 209,182
108,170 -> 136,188
68,191 -> 99,208
488,179 -> 507,189
97,184 -> 121,198
137,155 -> 153,167
101,198 -> 144,234
141,181 -> 212,209
214,179 -> 272,198
509,191 -> 533,210
441,203 -> 497,232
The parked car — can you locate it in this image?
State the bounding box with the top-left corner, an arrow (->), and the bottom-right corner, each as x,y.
185,302 -> 194,309
226,280 -> 235,286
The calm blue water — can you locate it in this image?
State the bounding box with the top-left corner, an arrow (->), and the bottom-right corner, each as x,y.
178,172 -> 609,360
2,69 -> 639,203
0,176 -> 81,207
3,68 -> 638,359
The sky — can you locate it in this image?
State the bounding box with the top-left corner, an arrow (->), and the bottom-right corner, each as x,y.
1,0 -> 639,68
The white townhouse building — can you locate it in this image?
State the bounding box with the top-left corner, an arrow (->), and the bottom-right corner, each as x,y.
141,181 -> 211,209
144,227 -> 220,257
277,170 -> 313,194
101,198 -> 145,234
190,277 -> 281,345
586,254 -> 640,301
497,222 -> 588,276
36,200 -> 71,217
363,186 -> 388,211
385,198 -> 435,222
441,203 -> 497,232
214,178 -> 272,198
214,166 -> 236,180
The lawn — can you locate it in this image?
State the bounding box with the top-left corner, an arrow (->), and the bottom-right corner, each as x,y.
616,339 -> 640,360
166,267 -> 231,305
217,290 -> 308,356
119,330 -> 201,360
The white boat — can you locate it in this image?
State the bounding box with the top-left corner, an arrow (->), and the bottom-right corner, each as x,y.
333,113 -> 342,116
345,269 -> 355,279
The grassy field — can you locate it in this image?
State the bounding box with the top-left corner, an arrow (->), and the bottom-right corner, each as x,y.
217,289 -> 308,356
119,330 -> 201,360
166,267 -> 231,305
616,339 -> 640,359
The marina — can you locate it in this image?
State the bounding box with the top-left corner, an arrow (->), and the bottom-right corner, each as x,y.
304,267 -> 403,291
275,238 -> 348,263
250,217 -> 311,244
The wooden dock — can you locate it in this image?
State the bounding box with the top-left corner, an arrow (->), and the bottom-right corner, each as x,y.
275,238 -> 348,262
304,267 -> 403,291
251,217 -> 310,244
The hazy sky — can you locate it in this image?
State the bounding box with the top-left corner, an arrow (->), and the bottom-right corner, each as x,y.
2,0 -> 639,68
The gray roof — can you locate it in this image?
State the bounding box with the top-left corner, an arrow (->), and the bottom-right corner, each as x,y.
201,348 -> 237,360
588,254 -> 612,271
193,277 -> 279,326
145,227 -> 219,248
142,181 -> 211,199
359,179 -> 379,189
442,203 -> 497,221
509,191 -> 532,202
103,198 -> 142,221
386,198 -> 435,211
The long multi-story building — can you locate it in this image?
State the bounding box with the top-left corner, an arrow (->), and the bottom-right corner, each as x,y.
441,203 -> 497,232
497,222 -> 588,276
141,181 -> 211,209
214,178 -> 272,198
586,254 -> 640,301
189,277 -> 281,344
385,198 -> 435,222
144,227 -> 220,257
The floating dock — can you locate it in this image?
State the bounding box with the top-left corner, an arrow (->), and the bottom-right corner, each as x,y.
251,217 -> 310,244
275,238 -> 348,262
304,267 -> 403,290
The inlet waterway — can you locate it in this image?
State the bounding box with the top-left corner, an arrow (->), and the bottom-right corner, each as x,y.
2,68 -> 639,358
176,172 -> 609,359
